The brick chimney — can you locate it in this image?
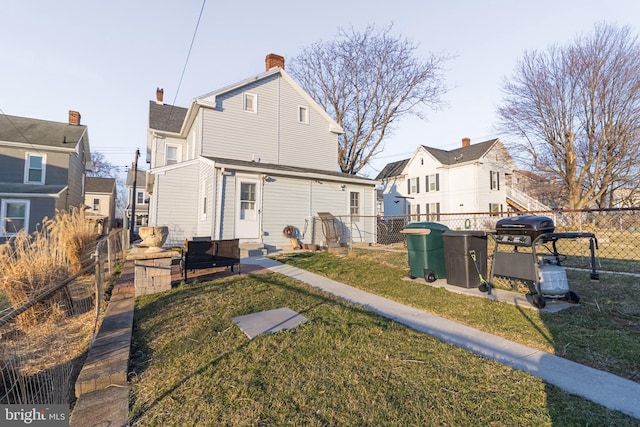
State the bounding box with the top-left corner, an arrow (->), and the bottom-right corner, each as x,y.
156,87 -> 164,105
462,137 -> 471,147
69,110 -> 81,125
266,53 -> 285,71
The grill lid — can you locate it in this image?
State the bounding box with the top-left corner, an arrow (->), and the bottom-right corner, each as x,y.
495,215 -> 555,236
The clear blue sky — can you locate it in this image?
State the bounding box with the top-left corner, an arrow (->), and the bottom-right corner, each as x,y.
2,1 -> 639,178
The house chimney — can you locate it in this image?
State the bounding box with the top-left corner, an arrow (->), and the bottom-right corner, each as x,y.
69,110 -> 81,125
462,137 -> 471,147
265,53 -> 285,71
156,87 -> 164,105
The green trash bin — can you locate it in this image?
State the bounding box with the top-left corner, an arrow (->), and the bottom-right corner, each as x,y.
401,222 -> 449,282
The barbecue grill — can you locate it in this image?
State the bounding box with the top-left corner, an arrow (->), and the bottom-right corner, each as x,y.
489,215 -> 599,308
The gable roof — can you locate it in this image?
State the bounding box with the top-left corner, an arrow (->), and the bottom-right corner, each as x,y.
0,114 -> 88,149
85,177 -> 116,194
126,169 -> 147,187
422,138 -> 499,165
375,159 -> 410,180
194,67 -> 344,134
377,138 -> 502,180
148,101 -> 188,133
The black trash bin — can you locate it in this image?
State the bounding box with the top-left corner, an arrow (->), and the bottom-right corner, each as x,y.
401,222 -> 449,282
442,230 -> 488,288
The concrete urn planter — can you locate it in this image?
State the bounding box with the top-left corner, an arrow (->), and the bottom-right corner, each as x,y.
138,226 -> 169,253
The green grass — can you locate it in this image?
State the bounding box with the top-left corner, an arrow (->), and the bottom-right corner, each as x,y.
275,249 -> 640,382
130,272 -> 639,426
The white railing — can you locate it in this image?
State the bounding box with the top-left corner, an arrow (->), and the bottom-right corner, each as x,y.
506,188 -> 551,212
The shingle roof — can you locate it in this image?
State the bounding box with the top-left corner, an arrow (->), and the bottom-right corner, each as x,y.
203,156 -> 376,184
0,114 -> 87,148
422,138 -> 499,165
148,101 -> 188,133
377,139 -> 501,180
126,169 -> 147,186
85,177 -> 116,193
0,183 -> 67,195
375,159 -> 410,180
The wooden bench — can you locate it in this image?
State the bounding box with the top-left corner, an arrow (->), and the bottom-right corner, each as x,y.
181,238 -> 240,281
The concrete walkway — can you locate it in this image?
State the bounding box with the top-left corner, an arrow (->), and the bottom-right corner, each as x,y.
248,255 -> 640,421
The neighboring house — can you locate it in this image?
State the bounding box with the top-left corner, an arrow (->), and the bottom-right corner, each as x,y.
377,138 -> 517,221
84,177 -> 117,235
146,54 -> 377,249
0,110 -> 90,242
124,169 -> 150,234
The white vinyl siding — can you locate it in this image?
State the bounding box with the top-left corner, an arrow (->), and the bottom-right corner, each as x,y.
153,164 -> 200,244
262,176 -> 311,248
201,76 -> 279,164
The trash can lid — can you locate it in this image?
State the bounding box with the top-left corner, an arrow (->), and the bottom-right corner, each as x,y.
401,222 -> 449,234
442,230 -> 487,237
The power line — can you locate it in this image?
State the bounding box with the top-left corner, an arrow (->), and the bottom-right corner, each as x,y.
171,0 -> 207,107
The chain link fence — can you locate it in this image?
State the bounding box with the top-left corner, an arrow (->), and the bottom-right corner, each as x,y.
0,230 -> 126,405
322,208 -> 640,275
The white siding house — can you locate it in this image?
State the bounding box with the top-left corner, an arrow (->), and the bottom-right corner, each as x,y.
377,138 -> 516,221
147,54 -> 377,249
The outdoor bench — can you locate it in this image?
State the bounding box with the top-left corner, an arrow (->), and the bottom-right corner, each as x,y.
181,238 -> 240,281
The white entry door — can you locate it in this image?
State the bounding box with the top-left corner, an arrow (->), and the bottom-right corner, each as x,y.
235,177 -> 261,239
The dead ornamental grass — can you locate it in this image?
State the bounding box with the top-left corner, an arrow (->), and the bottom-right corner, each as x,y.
0,207 -> 98,328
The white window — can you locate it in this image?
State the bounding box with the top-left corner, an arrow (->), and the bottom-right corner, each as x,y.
24,153 -> 45,184
490,171 -> 500,190
93,198 -> 100,211
489,203 -> 503,215
407,177 -> 420,194
244,92 -> 257,113
137,191 -> 144,204
1,199 -> 29,236
165,144 -> 180,166
410,203 -> 421,222
298,106 -> 309,124
350,191 -> 360,220
426,174 -> 439,192
426,202 -> 440,221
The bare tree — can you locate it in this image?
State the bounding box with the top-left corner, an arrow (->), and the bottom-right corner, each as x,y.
498,23 -> 640,209
88,151 -> 127,216
289,25 -> 451,175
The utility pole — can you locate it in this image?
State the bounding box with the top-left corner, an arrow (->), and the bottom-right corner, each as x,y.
129,149 -> 140,244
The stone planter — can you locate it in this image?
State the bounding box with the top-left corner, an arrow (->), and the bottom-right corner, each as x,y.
138,226 -> 169,253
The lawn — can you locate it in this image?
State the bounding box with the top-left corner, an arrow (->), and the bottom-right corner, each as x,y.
129,270 -> 639,426
275,248 -> 640,382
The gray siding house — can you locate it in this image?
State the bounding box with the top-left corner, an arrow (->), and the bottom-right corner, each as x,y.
84,177 -> 117,234
147,54 -> 377,249
0,111 -> 90,242
124,169 -> 150,234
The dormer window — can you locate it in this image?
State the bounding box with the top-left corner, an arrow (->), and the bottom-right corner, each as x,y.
24,153 -> 45,184
298,106 -> 309,124
244,92 -> 257,113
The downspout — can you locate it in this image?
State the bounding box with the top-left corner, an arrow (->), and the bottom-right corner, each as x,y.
215,167 -> 225,240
